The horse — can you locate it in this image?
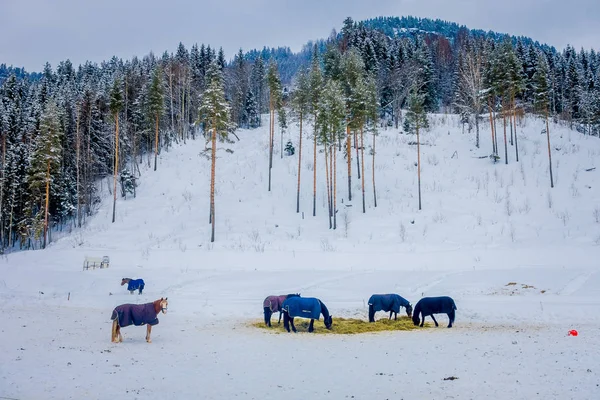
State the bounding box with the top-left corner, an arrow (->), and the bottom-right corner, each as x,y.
368,294 -> 412,322
110,297 -> 168,343
281,297 -> 333,333
263,293 -> 300,327
121,278 -> 145,294
412,296 -> 457,328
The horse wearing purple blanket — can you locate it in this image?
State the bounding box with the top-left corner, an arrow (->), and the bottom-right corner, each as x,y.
111,297 -> 168,343
412,296 -> 457,328
263,293 -> 300,327
281,297 -> 333,333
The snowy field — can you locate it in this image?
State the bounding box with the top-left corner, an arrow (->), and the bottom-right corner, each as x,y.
2,114 -> 600,399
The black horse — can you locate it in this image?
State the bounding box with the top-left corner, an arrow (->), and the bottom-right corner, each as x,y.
263,293 -> 300,327
281,297 -> 333,333
412,296 -> 457,328
368,294 -> 412,322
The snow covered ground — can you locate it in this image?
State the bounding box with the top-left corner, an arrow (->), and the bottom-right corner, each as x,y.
2,114 -> 600,399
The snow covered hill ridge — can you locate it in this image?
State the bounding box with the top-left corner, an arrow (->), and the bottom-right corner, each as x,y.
19,112 -> 597,268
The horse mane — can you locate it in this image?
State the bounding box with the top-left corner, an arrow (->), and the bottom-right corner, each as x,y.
319,300 -> 330,319
152,299 -> 163,314
412,301 -> 422,324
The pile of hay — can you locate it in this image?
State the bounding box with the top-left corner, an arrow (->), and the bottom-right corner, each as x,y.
252,316 -> 428,334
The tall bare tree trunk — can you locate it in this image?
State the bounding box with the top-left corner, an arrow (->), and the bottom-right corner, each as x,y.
154,113 -> 159,171
488,98 -> 496,155
210,121 -> 217,242
296,112 -> 303,213
268,104 -> 274,191
360,126 -> 366,213
75,107 -> 81,228
475,114 -> 480,149
0,132 -> 5,248
502,100 -> 508,165
354,131 -> 360,179
112,113 -> 119,223
372,131 -> 377,207
346,126 -> 352,201
324,142 -> 332,229
312,116 -> 317,217
169,66 -> 174,145
43,160 -> 50,249
513,96 -> 519,162
333,139 -> 337,230
545,109 -> 554,188
417,119 -> 422,211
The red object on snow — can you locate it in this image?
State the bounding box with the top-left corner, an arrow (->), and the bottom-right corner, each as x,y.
568,329 -> 578,336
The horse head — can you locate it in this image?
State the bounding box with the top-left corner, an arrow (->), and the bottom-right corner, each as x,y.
121,278 -> 129,286
412,313 -> 420,326
159,297 -> 168,314
324,315 -> 333,330
406,304 -> 413,318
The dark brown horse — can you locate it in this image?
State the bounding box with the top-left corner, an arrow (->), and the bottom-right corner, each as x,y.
263,293 -> 300,327
111,297 -> 168,343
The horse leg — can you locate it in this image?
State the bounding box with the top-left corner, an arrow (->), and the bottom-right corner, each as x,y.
111,320 -> 118,343
278,311 -> 283,325
420,314 -> 425,327
394,312 -> 397,321
308,319 -> 314,333
146,325 -> 152,343
388,311 -> 392,320
283,313 -> 290,332
290,318 -> 297,333
447,310 -> 455,328
130,290 -> 134,295
431,314 -> 439,327
368,305 -> 375,323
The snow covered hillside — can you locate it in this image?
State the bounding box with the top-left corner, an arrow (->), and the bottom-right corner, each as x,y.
2,114 -> 600,399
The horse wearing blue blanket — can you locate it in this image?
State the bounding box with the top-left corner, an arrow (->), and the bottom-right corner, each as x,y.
111,297 -> 168,343
281,297 -> 333,333
121,278 -> 145,294
263,293 -> 300,327
368,294 -> 413,322
412,296 -> 457,328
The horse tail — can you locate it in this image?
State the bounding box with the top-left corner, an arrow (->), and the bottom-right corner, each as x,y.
111,308 -> 118,321
140,282 -> 145,291
452,299 -> 457,311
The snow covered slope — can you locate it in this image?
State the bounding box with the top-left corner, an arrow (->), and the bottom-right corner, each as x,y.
2,114 -> 600,399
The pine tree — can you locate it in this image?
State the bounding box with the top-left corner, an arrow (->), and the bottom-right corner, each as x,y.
109,77 -> 123,223
341,49 -> 366,203
28,101 -> 63,248
266,61 -> 283,191
308,47 -> 324,217
148,66 -> 164,171
316,80 -> 345,229
198,61 -> 234,242
533,53 -> 554,188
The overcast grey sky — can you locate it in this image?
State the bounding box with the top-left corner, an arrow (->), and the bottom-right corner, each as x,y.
1,0 -> 598,71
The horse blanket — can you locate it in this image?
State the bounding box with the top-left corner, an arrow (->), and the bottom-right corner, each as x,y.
111,303 -> 158,327
263,295 -> 287,312
368,294 -> 409,313
127,279 -> 145,292
282,297 -> 321,320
